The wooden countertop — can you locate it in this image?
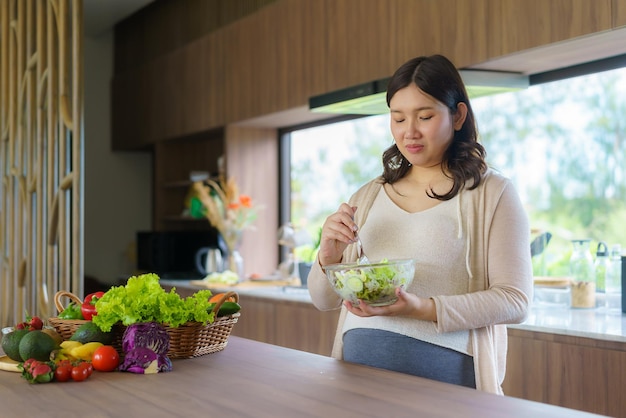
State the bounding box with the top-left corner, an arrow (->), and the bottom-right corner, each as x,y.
0,337 -> 603,417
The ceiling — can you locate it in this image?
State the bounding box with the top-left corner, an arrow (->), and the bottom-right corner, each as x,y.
83,0 -> 154,38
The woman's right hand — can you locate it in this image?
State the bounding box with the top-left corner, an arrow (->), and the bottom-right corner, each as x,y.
318,203 -> 358,267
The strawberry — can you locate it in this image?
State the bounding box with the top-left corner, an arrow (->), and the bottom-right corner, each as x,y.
19,359 -> 54,384
32,363 -> 54,383
28,316 -> 43,330
15,315 -> 44,331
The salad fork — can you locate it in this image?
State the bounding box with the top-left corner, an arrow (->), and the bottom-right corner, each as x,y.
355,234 -> 370,265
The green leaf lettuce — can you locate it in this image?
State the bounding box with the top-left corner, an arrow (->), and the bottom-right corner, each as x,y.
92,273 -> 214,331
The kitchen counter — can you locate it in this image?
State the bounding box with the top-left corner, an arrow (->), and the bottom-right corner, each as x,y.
161,279 -> 626,342
510,305 -> 626,342
0,336 -> 603,417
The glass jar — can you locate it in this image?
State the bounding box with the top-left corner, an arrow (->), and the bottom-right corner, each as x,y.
570,239 -> 596,308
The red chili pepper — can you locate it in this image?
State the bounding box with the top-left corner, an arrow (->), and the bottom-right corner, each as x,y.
81,291 -> 105,321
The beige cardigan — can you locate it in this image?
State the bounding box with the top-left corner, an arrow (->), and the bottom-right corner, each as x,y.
307,169 -> 533,394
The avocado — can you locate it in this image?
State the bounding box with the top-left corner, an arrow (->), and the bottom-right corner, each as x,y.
1,329 -> 29,361
18,330 -> 58,362
70,321 -> 115,345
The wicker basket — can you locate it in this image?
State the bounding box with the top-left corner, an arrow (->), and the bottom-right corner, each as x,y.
48,291 -> 90,340
165,291 -> 240,359
49,290 -> 240,359
48,291 -> 125,353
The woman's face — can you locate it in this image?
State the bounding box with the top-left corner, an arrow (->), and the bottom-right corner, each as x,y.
389,83 -> 466,169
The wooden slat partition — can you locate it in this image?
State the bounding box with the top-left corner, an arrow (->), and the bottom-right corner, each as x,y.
0,0 -> 83,328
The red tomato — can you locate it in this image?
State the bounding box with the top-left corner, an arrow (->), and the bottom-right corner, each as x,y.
71,365 -> 90,382
78,361 -> 94,377
54,365 -> 72,382
91,345 -> 120,372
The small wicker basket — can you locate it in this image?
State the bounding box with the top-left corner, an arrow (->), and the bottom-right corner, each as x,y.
48,290 -> 90,340
48,290 -> 125,353
48,290 -> 240,359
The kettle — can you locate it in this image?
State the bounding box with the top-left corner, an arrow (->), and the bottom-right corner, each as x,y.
195,247 -> 223,276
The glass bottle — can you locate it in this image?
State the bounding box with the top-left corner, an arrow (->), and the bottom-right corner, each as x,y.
595,242 -> 609,293
595,241 -> 609,308
605,244 -> 622,315
570,239 -> 596,308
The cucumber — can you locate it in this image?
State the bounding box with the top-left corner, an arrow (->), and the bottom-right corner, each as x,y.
207,301 -> 241,316
345,277 -> 364,292
217,301 -> 241,317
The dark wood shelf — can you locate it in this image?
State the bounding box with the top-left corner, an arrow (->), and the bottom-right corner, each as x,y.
162,180 -> 194,189
162,215 -> 206,222
153,128 -> 225,231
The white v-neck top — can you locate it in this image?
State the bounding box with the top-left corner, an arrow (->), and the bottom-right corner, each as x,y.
342,187 -> 471,355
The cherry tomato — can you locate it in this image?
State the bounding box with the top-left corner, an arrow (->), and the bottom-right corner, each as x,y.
91,345 -> 120,372
71,365 -> 90,382
78,361 -> 94,377
54,365 -> 72,382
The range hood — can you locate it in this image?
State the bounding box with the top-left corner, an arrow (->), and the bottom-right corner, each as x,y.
309,70 -> 529,115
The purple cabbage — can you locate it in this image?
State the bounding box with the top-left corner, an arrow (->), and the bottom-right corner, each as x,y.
119,347 -> 173,374
122,322 -> 170,355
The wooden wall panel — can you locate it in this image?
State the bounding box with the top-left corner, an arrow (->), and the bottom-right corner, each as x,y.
323,0 -> 395,92
487,0 -> 613,59
180,38 -> 207,136
112,0 -> 623,147
615,0 -> 626,27
445,0 -> 490,67
111,74 -> 141,150
114,0 -> 278,74
203,32 -> 226,130
280,0 -> 327,108
224,125 -> 279,278
221,20 -> 255,124
220,0 -> 330,119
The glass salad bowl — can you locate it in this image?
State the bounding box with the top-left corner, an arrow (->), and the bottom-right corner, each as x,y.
325,259 -> 415,306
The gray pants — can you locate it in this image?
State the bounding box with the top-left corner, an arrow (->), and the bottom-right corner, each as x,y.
343,328 -> 476,389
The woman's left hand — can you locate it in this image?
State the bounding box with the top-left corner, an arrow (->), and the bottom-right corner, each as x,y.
344,287 -> 437,322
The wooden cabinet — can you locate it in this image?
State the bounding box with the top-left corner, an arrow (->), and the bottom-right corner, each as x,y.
503,327 -> 626,417
153,128 -> 225,231
111,0 -> 621,147
227,294 -> 340,356
616,0 -> 626,27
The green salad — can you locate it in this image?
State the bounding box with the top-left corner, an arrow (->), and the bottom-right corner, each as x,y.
328,259 -> 414,306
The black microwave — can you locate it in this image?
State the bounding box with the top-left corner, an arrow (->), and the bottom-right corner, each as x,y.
136,230 -> 219,279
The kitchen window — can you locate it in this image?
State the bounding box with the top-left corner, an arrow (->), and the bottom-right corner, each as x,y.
281,59 -> 626,275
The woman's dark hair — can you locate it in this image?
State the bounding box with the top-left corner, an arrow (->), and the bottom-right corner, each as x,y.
382,54 -> 487,200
